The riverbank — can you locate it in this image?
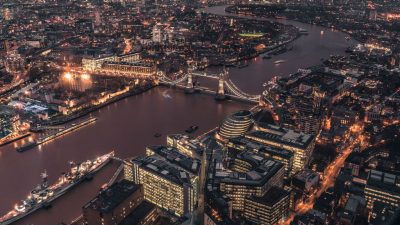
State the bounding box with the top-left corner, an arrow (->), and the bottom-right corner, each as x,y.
0,132 -> 31,147
39,82 -> 156,126
198,6 -> 300,67
224,4 -> 363,44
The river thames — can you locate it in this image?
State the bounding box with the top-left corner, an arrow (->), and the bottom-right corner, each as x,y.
0,5 -> 357,225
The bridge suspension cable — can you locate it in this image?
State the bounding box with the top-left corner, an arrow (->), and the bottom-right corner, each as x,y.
158,71 -> 188,85
224,78 -> 261,101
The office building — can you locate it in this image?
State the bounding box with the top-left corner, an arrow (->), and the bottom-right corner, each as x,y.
218,110 -> 253,139
118,201 -> 159,225
82,180 -> 145,225
245,124 -> 315,174
124,146 -> 199,217
339,195 -> 366,225
227,137 -> 294,179
331,107 -> 358,128
167,134 -> 204,159
365,170 -> 400,210
217,152 -> 284,211
244,186 -> 290,225
152,25 -> 165,43
291,169 -> 320,194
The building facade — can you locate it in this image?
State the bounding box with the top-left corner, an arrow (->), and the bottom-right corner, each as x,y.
218,110 -> 253,139
364,170 -> 400,210
124,147 -> 199,217
244,186 -> 290,225
218,155 -> 284,211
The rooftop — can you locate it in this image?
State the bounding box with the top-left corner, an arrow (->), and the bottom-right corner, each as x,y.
219,155 -> 283,186
131,153 -> 198,186
118,201 -> 156,225
294,169 -> 319,182
366,170 -> 400,193
146,145 -> 201,174
83,180 -> 140,213
229,136 -> 294,159
246,124 -> 314,149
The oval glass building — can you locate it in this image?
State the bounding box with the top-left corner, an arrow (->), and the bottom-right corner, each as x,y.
218,110 -> 253,139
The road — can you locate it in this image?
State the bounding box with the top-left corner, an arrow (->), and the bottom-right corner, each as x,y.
283,123 -> 364,224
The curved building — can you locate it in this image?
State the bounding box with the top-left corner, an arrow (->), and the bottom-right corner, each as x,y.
219,110 -> 253,139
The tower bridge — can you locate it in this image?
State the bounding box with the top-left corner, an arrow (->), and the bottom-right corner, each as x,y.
68,64 -> 261,104
158,68 -> 261,104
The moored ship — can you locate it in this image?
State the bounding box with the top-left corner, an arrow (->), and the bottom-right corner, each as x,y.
0,151 -> 114,225
16,141 -> 37,152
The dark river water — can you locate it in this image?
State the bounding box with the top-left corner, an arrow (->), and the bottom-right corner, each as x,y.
0,5 -> 356,225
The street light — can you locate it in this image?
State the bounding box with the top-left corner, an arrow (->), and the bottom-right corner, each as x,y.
81,73 -> 90,80
63,72 -> 73,81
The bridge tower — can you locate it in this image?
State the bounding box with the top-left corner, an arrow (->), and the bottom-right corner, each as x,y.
215,70 -> 226,100
185,67 -> 195,94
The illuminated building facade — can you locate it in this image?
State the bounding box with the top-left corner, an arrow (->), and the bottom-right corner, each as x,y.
167,134 -> 204,159
101,61 -> 156,77
152,25 -> 165,43
245,124 -> 315,175
244,186 -> 290,225
218,110 -> 253,139
331,107 -> 358,128
364,170 -> 400,210
217,153 -> 284,211
82,53 -> 141,71
1,7 -> 13,21
124,146 -> 199,217
82,53 -> 156,78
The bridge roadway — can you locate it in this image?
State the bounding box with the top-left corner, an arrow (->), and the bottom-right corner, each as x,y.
191,71 -> 219,79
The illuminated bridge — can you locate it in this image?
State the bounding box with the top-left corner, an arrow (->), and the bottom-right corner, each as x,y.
158,68 -> 261,104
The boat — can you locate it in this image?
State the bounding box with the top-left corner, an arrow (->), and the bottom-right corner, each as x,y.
16,141 -> 38,152
154,133 -> 162,138
274,60 -> 286,65
0,151 -> 114,225
185,125 -> 199,133
299,28 -> 308,35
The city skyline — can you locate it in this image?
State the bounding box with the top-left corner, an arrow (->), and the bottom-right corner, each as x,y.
0,1 -> 400,225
